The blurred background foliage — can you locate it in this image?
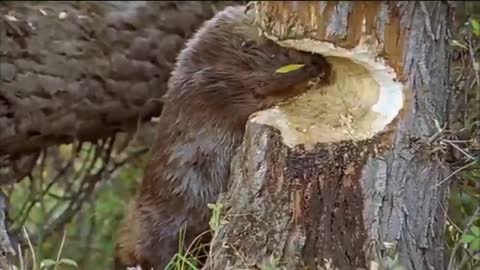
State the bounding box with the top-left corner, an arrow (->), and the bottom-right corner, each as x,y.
1,2 -> 479,270
444,2 -> 480,269
5,122 -> 157,270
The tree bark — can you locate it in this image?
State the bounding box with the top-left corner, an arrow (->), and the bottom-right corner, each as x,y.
207,2 -> 454,270
0,1 -> 238,158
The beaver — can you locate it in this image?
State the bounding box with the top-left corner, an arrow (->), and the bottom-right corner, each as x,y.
114,4 -> 331,270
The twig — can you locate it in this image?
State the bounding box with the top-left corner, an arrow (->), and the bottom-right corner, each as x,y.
442,139 -> 477,160
17,243 -> 23,270
22,227 -> 37,270
467,34 -> 480,89
54,229 -> 67,270
447,207 -> 480,270
442,202 -> 463,234
431,160 -> 477,189
456,247 -> 477,270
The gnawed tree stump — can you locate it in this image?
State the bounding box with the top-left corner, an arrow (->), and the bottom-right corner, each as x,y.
207,2 -> 453,270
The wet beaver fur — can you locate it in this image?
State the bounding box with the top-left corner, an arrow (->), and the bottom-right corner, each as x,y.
114,4 -> 331,270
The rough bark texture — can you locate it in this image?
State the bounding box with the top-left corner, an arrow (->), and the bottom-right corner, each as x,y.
208,2 -> 453,270
207,122 -> 395,270
0,1 -> 239,158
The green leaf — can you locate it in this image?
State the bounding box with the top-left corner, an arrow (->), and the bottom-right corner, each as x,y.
59,258 -> 78,268
471,19 -> 480,36
40,259 -> 57,269
474,253 -> 480,261
463,171 -> 480,182
472,225 -> 480,237
471,238 -> 480,251
451,40 -> 468,50
275,64 -> 305,74
462,233 -> 477,244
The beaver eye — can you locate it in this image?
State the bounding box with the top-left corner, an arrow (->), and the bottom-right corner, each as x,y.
241,40 -> 255,48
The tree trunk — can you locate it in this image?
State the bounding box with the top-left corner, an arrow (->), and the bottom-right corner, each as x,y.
0,1 -> 238,158
207,2 -> 454,270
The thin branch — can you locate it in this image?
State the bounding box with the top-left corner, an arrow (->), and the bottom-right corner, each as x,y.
447,207 -> 480,270
431,160 -> 477,189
